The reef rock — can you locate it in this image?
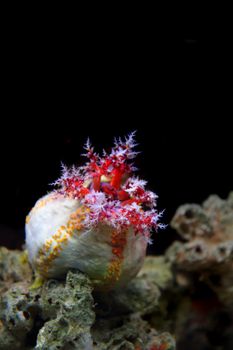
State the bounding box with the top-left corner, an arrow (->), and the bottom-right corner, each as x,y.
0,247 -> 175,350
167,192 -> 233,307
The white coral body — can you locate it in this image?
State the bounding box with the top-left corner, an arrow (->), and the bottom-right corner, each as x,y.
26,193 -> 147,289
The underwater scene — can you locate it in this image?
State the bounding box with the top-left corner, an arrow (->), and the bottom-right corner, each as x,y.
1,22 -> 232,349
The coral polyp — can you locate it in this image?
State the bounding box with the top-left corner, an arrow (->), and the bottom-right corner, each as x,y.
25,132 -> 163,289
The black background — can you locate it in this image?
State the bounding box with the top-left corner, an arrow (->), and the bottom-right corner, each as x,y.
0,23 -> 232,253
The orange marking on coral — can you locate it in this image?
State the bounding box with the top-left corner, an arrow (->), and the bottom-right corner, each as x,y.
105,229 -> 127,285
27,194 -> 60,227
112,248 -> 123,258
35,206 -> 89,276
68,207 -> 89,232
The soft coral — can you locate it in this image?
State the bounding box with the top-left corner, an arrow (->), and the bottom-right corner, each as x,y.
53,132 -> 164,242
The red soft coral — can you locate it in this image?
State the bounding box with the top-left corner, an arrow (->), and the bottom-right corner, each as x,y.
53,132 -> 164,242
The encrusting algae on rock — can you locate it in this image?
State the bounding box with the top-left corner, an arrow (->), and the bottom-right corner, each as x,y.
0,247 -> 175,350
25,132 -> 164,289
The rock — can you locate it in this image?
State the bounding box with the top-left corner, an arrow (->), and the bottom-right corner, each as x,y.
0,247 -> 32,294
0,248 -> 175,349
92,316 -> 175,350
94,256 -> 172,317
168,192 -> 233,307
0,248 -> 95,350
